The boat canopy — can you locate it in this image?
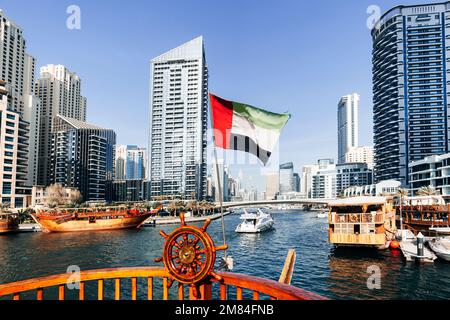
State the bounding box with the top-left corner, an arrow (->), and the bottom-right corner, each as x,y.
328,196 -> 387,207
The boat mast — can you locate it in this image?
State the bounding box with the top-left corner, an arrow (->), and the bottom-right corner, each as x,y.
208,93 -> 228,259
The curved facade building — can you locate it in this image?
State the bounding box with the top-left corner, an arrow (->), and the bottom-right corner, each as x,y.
372,2 -> 450,186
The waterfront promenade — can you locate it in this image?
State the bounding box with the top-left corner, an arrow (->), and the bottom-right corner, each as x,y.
145,211 -> 232,225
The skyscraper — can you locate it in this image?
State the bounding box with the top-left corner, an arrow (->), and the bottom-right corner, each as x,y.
0,10 -> 27,113
279,162 -> 295,194
338,93 -> 359,164
344,146 -> 374,169
51,115 -> 116,202
0,10 -> 40,207
149,36 -> 208,200
115,145 -> 147,180
35,64 -> 87,186
0,81 -> 31,208
372,3 -> 450,185
265,172 -> 279,200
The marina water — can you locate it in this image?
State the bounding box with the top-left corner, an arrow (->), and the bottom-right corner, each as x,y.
1,210 -> 450,300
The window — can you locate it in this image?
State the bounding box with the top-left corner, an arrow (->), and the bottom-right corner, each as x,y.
4,152 -> 13,157
15,198 -> 23,208
2,182 -> 12,194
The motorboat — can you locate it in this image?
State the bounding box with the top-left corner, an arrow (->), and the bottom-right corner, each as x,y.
428,237 -> 450,262
235,208 -> 274,233
398,230 -> 437,263
428,227 -> 450,262
316,212 -> 328,219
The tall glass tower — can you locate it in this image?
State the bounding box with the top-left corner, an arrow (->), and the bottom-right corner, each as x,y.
372,2 -> 450,186
149,37 -> 208,200
337,93 -> 359,164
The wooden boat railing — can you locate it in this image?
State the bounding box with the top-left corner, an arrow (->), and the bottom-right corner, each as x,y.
0,267 -> 325,301
329,213 -> 384,224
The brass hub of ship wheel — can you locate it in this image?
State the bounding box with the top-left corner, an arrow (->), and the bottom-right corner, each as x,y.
179,245 -> 196,264
155,212 -> 228,296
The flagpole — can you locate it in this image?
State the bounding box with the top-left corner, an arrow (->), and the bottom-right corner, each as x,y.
208,93 -> 228,259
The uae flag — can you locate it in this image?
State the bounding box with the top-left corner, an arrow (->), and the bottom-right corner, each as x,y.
209,93 -> 290,165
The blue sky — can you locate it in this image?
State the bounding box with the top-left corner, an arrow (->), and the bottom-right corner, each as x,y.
1,0 -> 425,188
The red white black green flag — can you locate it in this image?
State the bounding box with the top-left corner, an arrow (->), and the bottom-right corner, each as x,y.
209,93 -> 290,165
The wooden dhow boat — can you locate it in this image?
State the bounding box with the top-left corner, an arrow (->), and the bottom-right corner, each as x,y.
397,196 -> 450,235
0,213 -> 19,234
328,196 -> 397,249
0,213 -> 326,300
32,206 -> 161,233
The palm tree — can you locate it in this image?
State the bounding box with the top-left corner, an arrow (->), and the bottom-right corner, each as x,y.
0,202 -> 10,213
417,186 -> 437,196
186,200 -> 198,216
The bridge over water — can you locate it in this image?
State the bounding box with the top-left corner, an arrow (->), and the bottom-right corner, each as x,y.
216,199 -> 333,209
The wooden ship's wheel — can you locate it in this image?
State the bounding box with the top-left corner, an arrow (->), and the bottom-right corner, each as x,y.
155,213 -> 228,298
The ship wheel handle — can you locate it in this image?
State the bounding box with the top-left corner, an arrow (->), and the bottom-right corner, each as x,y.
155,212 -> 228,298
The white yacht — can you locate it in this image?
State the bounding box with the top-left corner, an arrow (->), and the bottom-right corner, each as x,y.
235,208 -> 274,233
428,227 -> 450,262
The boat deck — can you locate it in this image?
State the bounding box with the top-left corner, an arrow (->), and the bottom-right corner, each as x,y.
399,239 -> 437,263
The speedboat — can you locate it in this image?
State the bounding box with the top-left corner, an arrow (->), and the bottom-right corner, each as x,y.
316,212 -> 328,219
235,208 -> 274,233
398,230 -> 437,263
428,237 -> 450,262
428,227 -> 450,262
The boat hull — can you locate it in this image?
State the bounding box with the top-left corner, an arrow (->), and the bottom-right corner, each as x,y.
428,240 -> 450,262
235,221 -> 274,233
0,220 -> 19,234
33,213 -> 153,233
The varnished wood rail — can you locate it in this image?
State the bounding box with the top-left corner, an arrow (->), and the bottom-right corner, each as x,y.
0,267 -> 326,301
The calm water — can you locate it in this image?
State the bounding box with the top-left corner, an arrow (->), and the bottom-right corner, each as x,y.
1,210 -> 450,300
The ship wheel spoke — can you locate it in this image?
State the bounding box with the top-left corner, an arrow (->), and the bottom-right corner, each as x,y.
172,241 -> 182,249
193,236 -> 200,245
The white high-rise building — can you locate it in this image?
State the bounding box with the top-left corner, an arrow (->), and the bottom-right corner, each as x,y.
35,64 -> 87,186
23,53 -> 41,186
311,160 -> 337,199
345,146 -> 374,169
0,10 -> 40,207
338,93 -> 359,164
302,159 -> 336,199
149,36 -> 208,200
0,10 -> 26,113
0,81 -> 31,208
